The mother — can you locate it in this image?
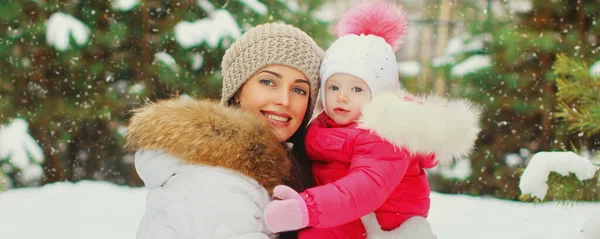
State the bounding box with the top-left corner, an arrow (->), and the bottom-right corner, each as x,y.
125,22 -> 323,239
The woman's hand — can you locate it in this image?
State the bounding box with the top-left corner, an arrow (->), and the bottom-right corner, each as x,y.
264,185 -> 309,233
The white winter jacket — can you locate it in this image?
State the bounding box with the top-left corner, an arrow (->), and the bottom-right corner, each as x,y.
125,98 -> 292,239
135,150 -> 275,239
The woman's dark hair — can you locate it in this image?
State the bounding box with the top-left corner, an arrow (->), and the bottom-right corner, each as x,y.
226,97 -> 315,192
284,103 -> 316,192
273,98 -> 316,239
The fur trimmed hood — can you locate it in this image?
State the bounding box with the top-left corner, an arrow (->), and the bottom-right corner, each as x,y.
357,91 -> 482,165
124,97 -> 291,192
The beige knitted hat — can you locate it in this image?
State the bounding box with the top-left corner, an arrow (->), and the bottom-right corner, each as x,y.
220,22 -> 324,117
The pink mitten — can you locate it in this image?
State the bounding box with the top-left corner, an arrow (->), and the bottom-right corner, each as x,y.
264,185 -> 309,233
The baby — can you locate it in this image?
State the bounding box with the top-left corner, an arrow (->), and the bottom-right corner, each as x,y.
264,1 -> 481,238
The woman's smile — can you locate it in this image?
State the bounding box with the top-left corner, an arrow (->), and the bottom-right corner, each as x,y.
261,110 -> 292,127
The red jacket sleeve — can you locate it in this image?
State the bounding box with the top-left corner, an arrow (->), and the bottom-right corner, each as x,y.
300,132 -> 411,228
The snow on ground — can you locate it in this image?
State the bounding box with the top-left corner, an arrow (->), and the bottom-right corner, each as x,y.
428,158 -> 472,181
429,192 -> 599,239
1,180 -> 599,239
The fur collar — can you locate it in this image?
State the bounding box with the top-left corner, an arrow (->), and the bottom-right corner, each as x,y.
124,97 -> 291,192
357,91 -> 482,165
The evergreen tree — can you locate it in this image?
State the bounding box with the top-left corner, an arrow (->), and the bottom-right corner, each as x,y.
0,0 -> 332,187
0,172 -> 5,192
516,54 -> 600,203
554,54 -> 600,136
0,166 -> 7,192
429,0 -> 600,200
519,171 -> 600,202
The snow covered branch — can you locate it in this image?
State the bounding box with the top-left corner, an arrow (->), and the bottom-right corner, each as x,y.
519,151 -> 600,202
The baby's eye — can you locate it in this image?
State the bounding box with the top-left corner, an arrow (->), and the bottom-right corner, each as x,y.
352,87 -> 363,92
259,79 -> 275,86
292,88 -> 307,95
329,85 -> 339,91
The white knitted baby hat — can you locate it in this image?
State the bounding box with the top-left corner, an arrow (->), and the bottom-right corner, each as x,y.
320,0 -> 407,107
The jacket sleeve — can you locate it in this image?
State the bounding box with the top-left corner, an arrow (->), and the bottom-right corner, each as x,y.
137,153 -> 275,239
300,133 -> 411,228
183,172 -> 275,239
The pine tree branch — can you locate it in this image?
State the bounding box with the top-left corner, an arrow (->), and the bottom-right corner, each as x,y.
520,170 -> 600,203
0,172 -> 5,193
553,54 -> 600,135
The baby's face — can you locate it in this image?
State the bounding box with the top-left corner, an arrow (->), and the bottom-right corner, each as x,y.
324,73 -> 371,126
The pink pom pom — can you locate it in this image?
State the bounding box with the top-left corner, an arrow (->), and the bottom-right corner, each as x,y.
336,0 -> 407,52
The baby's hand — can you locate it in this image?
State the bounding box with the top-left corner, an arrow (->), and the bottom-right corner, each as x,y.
264,185 -> 309,233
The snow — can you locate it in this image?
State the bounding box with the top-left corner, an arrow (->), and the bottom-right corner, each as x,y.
112,0 -> 140,12
196,0 -> 215,13
154,52 -> 179,71
504,153 -> 523,167
16,164 -> 43,184
278,0 -> 300,13
451,55 -> 492,77
508,0 -> 533,14
1,180 -> 599,239
590,60 -> 600,78
174,10 -> 241,49
46,12 -> 91,51
128,83 -> 145,94
445,35 -> 486,56
118,126 -> 128,137
0,119 -> 44,169
432,55 -> 455,67
428,158 -> 472,181
313,1 -> 338,22
237,0 -> 268,15
584,215 -> 600,239
519,148 -> 531,158
519,151 -> 598,200
428,192 -> 600,239
190,53 -> 204,71
435,34 -> 490,71
0,181 -> 146,239
397,60 -> 421,77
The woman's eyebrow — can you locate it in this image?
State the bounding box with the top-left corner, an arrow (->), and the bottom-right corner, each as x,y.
259,70 -> 282,79
295,79 -> 310,85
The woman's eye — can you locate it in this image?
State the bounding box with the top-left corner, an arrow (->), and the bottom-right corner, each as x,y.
329,85 -> 339,91
259,79 -> 275,86
352,87 -> 362,92
292,88 -> 307,95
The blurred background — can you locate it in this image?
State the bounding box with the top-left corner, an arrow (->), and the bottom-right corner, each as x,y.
1,0 -> 599,201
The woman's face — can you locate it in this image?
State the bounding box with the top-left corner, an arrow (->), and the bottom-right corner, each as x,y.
237,65 -> 310,142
